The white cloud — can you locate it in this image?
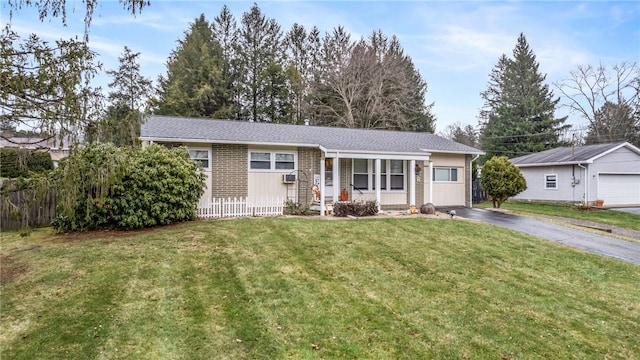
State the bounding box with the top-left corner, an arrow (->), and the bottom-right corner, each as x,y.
92,12 -> 177,31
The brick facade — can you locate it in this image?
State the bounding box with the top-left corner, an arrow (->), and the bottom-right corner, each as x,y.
296,147 -> 321,205
211,144 -> 248,198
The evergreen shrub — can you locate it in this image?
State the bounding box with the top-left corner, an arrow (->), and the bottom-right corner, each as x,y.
52,143 -> 205,231
480,156 -> 527,208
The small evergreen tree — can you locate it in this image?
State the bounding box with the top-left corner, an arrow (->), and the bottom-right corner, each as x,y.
87,46 -> 151,146
480,156 -> 527,208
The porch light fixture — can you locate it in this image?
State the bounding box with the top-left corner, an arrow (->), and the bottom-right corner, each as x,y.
414,164 -> 422,175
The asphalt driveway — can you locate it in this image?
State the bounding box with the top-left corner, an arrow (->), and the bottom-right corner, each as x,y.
443,207 -> 640,265
611,207 -> 640,215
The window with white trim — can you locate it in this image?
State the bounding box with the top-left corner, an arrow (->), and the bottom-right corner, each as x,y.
250,152 -> 271,169
389,160 -> 404,190
433,167 -> 458,182
275,153 -> 295,170
352,159 -> 406,191
545,174 -> 558,189
353,159 -> 369,190
189,148 -> 211,170
249,151 -> 296,171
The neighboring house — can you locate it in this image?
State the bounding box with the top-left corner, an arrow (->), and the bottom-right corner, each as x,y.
140,115 -> 484,214
510,142 -> 640,207
0,136 -> 71,167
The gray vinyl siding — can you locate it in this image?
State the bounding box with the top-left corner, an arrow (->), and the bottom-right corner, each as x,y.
514,146 -> 640,204
514,165 -> 582,203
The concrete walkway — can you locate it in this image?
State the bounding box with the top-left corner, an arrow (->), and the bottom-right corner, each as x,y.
444,207 -> 640,265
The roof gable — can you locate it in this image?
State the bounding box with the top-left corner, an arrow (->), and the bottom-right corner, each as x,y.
140,115 -> 483,156
510,142 -> 640,166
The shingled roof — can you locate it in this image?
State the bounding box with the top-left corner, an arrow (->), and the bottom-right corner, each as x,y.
510,142 -> 640,166
140,115 -> 483,156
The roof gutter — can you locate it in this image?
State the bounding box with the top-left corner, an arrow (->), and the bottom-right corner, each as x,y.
141,137 -> 435,159
514,160 -> 594,167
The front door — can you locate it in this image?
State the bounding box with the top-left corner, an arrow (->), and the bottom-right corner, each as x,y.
325,158 -> 334,197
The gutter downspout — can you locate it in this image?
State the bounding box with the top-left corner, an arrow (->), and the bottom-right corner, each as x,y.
577,163 -> 588,206
470,154 -> 480,208
319,146 -> 327,217
333,153 -> 340,203
428,161 -> 433,204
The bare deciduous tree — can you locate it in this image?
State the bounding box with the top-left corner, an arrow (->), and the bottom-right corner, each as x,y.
311,29 -> 435,131
555,62 -> 639,142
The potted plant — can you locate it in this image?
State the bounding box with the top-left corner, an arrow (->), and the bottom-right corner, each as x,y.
595,199 -> 604,207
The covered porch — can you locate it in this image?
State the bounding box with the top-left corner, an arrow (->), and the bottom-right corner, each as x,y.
317,150 -> 432,216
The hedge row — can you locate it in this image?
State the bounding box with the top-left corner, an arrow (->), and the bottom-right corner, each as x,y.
0,148 -> 53,178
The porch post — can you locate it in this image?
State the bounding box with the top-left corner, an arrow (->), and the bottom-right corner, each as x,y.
409,159 -> 416,206
428,161 -> 434,204
375,158 -> 381,213
333,156 -> 340,202
320,155 -> 326,217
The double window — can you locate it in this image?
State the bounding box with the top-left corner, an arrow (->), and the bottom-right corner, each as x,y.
433,167 -> 458,182
189,148 -> 211,170
249,151 -> 296,171
352,159 -> 405,191
545,174 -> 557,189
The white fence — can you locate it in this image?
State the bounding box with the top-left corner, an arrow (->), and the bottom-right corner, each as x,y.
197,197 -> 285,219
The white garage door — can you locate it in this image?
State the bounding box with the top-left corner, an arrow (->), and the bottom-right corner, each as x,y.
598,174 -> 640,206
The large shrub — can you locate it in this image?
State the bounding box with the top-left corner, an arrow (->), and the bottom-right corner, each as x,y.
480,156 -> 527,208
0,148 -> 53,178
53,143 -> 205,231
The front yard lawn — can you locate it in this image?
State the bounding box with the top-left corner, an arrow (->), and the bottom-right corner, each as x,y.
1,218 -> 638,359
475,201 -> 640,231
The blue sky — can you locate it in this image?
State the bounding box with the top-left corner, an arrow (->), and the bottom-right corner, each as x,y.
4,0 -> 639,133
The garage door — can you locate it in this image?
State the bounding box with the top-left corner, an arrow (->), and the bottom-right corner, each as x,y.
598,174 -> 640,206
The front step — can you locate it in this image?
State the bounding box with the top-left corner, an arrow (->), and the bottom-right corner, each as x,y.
309,203 -> 333,215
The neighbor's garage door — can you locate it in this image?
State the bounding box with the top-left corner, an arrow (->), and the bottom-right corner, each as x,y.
598,174 -> 640,206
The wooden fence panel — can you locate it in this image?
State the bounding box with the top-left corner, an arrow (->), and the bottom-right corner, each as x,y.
472,179 -> 488,204
1,181 -> 56,230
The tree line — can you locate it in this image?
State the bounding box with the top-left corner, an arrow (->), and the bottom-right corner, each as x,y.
2,1 -> 638,157
150,6 -> 435,132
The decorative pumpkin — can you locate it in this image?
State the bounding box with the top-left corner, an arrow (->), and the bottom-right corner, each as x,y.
340,188 -> 348,201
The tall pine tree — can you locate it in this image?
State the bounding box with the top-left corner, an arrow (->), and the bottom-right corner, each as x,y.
480,34 -> 568,159
212,5 -> 241,119
237,4 -> 285,122
154,14 -> 227,118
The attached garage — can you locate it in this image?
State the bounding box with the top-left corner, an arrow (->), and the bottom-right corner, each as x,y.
598,174 -> 640,206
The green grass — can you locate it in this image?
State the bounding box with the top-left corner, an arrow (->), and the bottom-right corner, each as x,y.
476,201 -> 640,231
1,218 -> 639,359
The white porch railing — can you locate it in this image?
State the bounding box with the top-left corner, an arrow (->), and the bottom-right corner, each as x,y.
196,197 -> 285,219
